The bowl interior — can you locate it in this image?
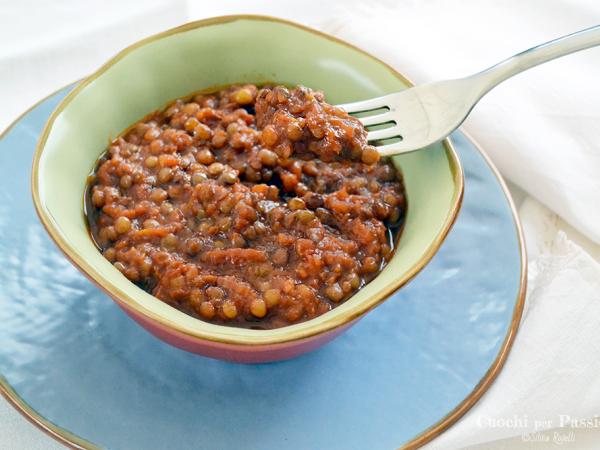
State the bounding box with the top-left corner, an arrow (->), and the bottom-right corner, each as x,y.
33,16 -> 462,344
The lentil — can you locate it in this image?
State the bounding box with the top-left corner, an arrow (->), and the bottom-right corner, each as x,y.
264,289 -> 281,308
115,216 -> 131,234
145,155 -> 158,168
199,301 -> 215,319
86,84 -> 406,329
250,298 -> 268,318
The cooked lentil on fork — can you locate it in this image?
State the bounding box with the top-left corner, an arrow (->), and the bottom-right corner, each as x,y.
86,84 -> 406,329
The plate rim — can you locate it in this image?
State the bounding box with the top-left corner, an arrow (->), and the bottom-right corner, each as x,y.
407,128 -> 527,449
0,30 -> 526,450
0,85 -> 97,450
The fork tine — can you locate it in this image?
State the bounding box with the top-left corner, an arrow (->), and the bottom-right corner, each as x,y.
367,125 -> 402,142
338,95 -> 391,114
358,112 -> 395,127
376,142 -> 415,156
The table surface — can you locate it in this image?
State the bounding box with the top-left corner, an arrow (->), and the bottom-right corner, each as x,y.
3,1 -> 600,449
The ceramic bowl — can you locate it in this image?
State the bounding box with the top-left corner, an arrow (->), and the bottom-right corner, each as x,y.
31,15 -> 463,363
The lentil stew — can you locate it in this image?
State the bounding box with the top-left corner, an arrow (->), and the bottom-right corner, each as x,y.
86,84 -> 406,329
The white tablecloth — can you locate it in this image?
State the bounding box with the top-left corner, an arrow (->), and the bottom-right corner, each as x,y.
2,1 -> 600,449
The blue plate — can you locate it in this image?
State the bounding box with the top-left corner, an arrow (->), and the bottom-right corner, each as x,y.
0,86 -> 525,449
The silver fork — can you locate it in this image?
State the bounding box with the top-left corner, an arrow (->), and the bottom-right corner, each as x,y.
339,25 -> 600,155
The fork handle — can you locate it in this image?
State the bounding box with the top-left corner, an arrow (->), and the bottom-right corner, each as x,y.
474,24 -> 600,93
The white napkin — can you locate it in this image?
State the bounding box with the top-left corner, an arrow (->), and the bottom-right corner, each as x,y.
0,0 -> 187,129
320,0 -> 600,448
326,0 -> 600,245
427,198 -> 600,449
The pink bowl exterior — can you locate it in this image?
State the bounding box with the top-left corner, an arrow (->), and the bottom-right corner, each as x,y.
118,302 -> 358,363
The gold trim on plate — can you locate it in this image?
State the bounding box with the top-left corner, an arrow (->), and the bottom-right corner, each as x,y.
402,129 -> 527,449
0,83 -> 95,450
0,376 -> 96,450
0,14 -> 527,450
